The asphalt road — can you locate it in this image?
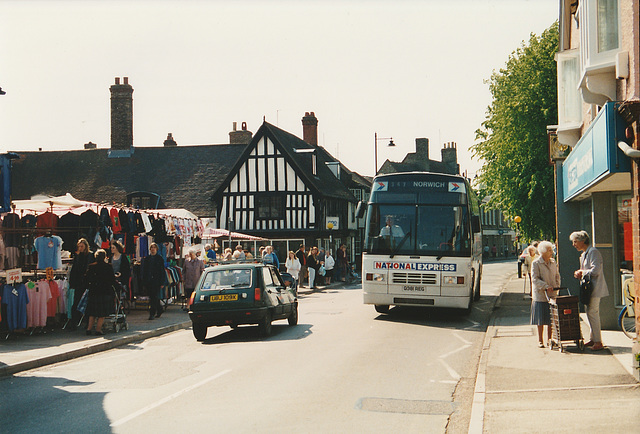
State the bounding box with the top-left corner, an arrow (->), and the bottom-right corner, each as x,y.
1,261 -> 515,433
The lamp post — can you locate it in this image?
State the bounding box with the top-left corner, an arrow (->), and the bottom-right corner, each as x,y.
374,132 -> 395,174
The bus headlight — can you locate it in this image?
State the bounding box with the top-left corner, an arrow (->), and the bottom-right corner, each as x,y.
443,276 -> 465,285
366,273 -> 385,282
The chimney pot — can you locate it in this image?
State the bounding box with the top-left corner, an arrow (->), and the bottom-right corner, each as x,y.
123,77 -> 128,85
233,122 -> 237,131
115,77 -> 120,85
242,122 -> 247,131
163,133 -> 177,146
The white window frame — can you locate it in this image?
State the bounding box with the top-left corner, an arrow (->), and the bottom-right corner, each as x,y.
557,49 -> 583,131
578,0 -> 620,73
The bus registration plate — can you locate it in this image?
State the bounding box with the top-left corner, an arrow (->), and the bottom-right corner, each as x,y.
403,286 -> 425,292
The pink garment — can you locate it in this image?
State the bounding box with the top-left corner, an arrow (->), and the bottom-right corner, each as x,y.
27,281 -> 52,327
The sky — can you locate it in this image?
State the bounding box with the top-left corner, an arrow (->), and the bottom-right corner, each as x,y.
0,0 -> 558,179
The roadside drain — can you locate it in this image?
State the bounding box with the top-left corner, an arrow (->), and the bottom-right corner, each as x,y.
494,327 -> 534,337
356,397 -> 455,415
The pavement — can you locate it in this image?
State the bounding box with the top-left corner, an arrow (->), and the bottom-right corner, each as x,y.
469,272 -> 640,433
2,273 -> 638,431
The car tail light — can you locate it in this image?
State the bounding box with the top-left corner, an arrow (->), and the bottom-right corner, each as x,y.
457,276 -> 465,284
254,287 -> 261,301
188,291 -> 196,307
563,309 -> 572,315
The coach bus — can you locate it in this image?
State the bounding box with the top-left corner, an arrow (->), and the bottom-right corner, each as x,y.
358,172 -> 483,314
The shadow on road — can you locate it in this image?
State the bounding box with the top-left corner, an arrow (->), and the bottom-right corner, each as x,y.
201,323 -> 313,344
1,374 -> 111,433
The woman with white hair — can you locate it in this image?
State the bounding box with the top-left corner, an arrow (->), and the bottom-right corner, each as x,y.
530,241 -> 560,348
570,230 -> 608,351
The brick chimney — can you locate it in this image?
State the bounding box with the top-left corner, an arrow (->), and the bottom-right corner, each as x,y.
229,122 -> 253,145
415,138 -> 429,159
163,133 -> 177,146
110,77 -> 133,151
441,142 -> 460,174
302,112 -> 318,147
84,141 -> 97,149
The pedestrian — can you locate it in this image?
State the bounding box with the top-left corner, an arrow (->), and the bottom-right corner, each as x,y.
317,247 -> 326,284
530,241 -> 560,348
263,245 -> 280,269
142,242 -> 166,320
183,249 -> 205,308
571,230 -> 608,351
337,244 -> 349,282
307,246 -> 320,289
295,244 -> 307,287
222,247 -> 233,261
491,244 -> 497,258
324,250 -> 335,284
233,244 -> 246,260
109,240 -> 131,302
523,245 -> 538,296
204,243 -> 216,262
483,245 -> 489,259
285,251 -> 301,284
84,249 -> 117,336
69,238 -> 95,330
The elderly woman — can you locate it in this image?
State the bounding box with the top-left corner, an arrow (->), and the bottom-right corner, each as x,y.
571,230 -> 609,351
84,249 -> 117,335
183,249 -> 205,308
530,241 -> 560,348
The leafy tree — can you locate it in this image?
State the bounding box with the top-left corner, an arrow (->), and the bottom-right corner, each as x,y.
472,23 -> 558,241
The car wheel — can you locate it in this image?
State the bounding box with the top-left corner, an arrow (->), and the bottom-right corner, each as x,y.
374,305 -> 390,314
258,310 -> 272,336
288,303 -> 298,326
193,324 -> 207,341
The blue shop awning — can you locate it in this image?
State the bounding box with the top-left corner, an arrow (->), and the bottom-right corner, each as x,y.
562,102 -> 631,202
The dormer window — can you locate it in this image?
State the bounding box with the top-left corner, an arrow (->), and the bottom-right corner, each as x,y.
127,191 -> 161,209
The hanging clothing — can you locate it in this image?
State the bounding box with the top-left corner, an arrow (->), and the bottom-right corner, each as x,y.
34,235 -> 63,269
79,209 -> 99,250
26,281 -> 52,328
58,212 -> 80,253
109,208 -> 123,234
36,211 -> 59,235
1,283 -> 29,331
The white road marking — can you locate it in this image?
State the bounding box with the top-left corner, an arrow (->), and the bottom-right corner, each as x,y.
453,331 -> 472,345
439,344 -> 471,359
110,369 -> 231,427
437,359 -> 460,381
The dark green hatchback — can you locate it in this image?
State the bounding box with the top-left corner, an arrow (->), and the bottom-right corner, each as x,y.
188,262 -> 298,340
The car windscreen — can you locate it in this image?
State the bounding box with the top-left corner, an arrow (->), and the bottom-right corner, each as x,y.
200,269 -> 253,291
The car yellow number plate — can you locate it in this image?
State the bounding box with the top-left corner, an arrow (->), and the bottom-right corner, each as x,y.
209,294 -> 238,302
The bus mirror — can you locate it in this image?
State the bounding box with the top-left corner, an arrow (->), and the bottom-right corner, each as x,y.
355,201 -> 366,219
471,216 -> 481,233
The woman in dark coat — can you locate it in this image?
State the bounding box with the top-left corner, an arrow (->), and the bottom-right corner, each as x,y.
142,242 -> 166,320
84,249 -> 117,335
69,238 -> 95,330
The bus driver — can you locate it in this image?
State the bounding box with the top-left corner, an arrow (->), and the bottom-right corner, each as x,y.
379,216 -> 405,246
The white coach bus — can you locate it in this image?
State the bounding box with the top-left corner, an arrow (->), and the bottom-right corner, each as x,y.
357,172 -> 483,314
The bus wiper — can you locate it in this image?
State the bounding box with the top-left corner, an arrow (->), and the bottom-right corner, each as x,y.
389,232 -> 411,258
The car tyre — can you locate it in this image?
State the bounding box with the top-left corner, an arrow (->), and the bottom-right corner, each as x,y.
193,323 -> 207,341
374,305 -> 390,314
288,303 -> 298,326
258,310 -> 272,336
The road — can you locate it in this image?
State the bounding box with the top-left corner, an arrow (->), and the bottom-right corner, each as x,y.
1,261 -> 515,433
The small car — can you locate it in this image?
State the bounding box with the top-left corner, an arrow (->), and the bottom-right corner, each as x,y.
188,262 -> 298,340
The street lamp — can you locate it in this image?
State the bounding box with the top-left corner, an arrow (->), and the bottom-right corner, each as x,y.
374,132 -> 395,174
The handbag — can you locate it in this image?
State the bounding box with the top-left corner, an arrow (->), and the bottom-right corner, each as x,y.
579,275 -> 593,305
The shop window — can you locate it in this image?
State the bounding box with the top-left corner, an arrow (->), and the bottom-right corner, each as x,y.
616,195 -> 633,270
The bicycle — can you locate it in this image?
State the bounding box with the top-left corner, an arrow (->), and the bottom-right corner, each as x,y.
618,278 -> 636,339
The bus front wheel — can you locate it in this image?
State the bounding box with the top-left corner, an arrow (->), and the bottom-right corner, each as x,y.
375,305 -> 390,314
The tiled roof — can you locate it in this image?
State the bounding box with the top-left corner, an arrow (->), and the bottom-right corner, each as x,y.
11,144 -> 248,217
215,122 -> 359,202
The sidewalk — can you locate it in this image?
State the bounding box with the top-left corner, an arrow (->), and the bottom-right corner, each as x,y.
0,302 -> 191,378
470,274 -> 639,433
0,280 -> 347,378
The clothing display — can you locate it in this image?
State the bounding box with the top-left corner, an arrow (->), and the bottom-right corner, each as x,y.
34,235 -> 63,269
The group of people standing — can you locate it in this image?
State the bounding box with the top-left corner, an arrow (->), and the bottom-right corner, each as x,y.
69,237 -> 173,334
527,230 -> 608,351
284,244 -> 349,289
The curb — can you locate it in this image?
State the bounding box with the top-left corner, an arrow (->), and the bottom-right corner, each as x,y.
0,321 -> 191,378
467,274 -> 514,434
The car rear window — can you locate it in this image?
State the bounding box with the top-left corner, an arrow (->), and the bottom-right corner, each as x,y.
201,269 -> 253,291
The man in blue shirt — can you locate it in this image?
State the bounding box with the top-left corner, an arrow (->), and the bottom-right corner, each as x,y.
205,244 -> 216,261
263,245 -> 280,269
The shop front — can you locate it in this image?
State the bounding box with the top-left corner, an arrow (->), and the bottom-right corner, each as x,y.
555,102 -> 632,329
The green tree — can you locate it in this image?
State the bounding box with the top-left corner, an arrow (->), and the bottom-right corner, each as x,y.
472,22 -> 558,241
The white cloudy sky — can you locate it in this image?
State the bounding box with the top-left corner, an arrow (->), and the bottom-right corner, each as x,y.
0,0 -> 558,178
